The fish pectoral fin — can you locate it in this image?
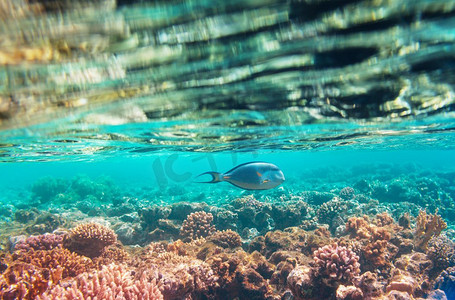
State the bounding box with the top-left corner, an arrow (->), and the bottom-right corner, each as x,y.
256,171 -> 262,177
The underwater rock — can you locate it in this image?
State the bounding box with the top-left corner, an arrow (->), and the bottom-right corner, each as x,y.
26,213 -> 65,235
427,289 -> 448,300
434,266 -> 455,300
139,205 -> 171,231
213,208 -> 238,231
113,222 -> 138,245
14,208 -> 40,223
357,271 -> 383,298
287,265 -> 314,300
393,252 -> 433,297
335,284 -> 363,300
271,201 -> 311,230
300,191 -> 335,206
105,203 -> 134,217
168,202 -> 209,220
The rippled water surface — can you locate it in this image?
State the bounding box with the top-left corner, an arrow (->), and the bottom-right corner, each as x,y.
0,0 -> 454,162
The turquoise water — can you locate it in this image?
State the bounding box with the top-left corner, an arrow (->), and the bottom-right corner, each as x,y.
1,0 -> 455,299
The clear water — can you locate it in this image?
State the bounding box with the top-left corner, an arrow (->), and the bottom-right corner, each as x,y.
1,0 -> 455,299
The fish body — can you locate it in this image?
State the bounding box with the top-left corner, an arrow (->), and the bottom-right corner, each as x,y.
196,161 -> 285,190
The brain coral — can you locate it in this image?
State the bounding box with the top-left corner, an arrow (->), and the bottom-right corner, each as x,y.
313,243 -> 360,286
39,263 -> 163,300
63,222 -> 117,258
180,211 -> 216,240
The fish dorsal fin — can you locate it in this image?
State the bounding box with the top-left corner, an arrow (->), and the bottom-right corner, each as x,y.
225,161 -> 269,174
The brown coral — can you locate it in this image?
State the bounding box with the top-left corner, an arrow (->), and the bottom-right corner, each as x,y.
209,229 -> 242,248
13,248 -> 92,279
39,263 -> 163,300
414,210 -> 447,251
0,261 -> 55,300
363,240 -> 390,268
180,211 -> 216,241
63,222 -> 117,258
93,244 -> 130,267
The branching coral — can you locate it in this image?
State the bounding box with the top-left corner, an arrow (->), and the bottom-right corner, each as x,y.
146,251 -> 218,299
414,210 -> 447,251
63,222 -> 117,258
92,244 -> 130,267
14,248 -> 93,278
39,263 -> 163,300
209,229 -> 242,248
14,234 -> 63,252
427,234 -> 455,273
316,197 -> 348,231
180,211 -> 216,241
0,262 -> 54,300
312,243 -> 360,286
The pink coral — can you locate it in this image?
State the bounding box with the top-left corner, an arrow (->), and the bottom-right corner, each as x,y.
14,234 -> 63,252
63,223 -> 117,258
180,211 -> 216,240
39,263 -> 163,300
313,243 -> 360,286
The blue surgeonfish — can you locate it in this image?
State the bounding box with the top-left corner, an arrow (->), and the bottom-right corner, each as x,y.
195,161 -> 285,190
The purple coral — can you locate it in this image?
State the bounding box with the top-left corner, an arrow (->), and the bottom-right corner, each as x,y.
180,211 -> 216,240
14,233 -> 63,252
313,243 -> 360,285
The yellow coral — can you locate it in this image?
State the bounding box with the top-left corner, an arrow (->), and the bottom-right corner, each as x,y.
414,210 -> 447,251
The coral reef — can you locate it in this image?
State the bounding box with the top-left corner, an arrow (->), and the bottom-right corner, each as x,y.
63,222 -> 117,258
312,243 -> 360,286
1,169 -> 454,300
180,211 -> 216,241
13,248 -> 93,278
339,187 -> 356,201
39,263 -> 163,300
415,210 -> 447,251
14,233 -> 63,252
209,229 -> 242,248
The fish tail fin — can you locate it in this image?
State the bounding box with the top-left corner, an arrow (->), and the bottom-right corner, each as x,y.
194,172 -> 223,183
